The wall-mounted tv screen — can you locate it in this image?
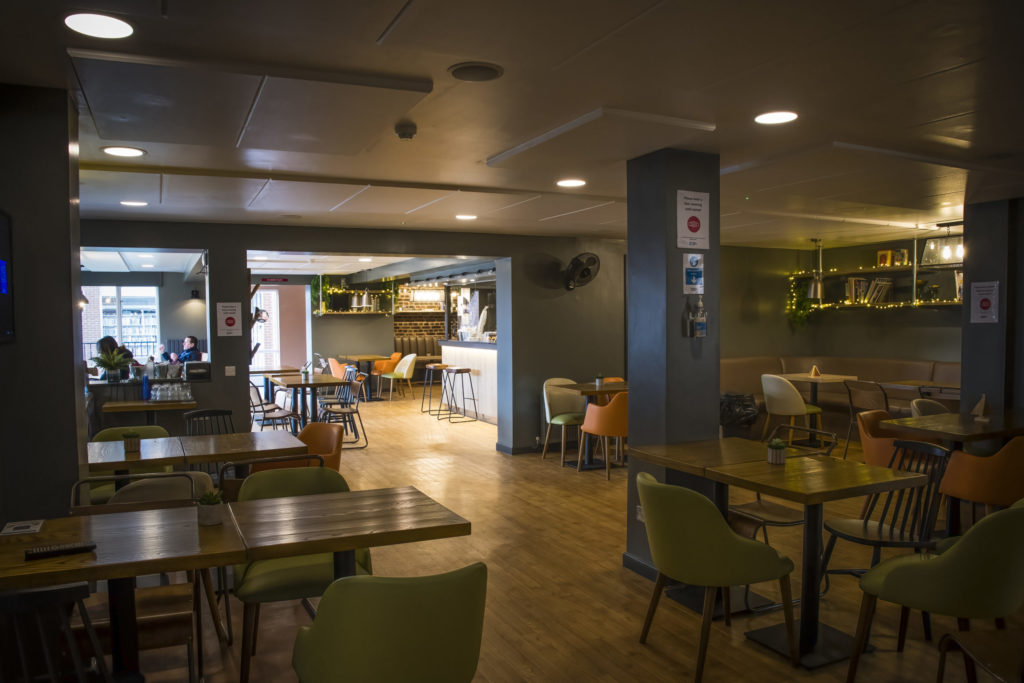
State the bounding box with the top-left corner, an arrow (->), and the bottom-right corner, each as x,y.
0,211 -> 12,342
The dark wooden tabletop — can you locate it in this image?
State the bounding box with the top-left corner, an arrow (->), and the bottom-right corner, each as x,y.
883,409 -> 1024,442
229,486 -> 471,561
101,399 -> 198,413
87,437 -> 186,472
630,438 -> 814,476
562,381 -> 628,397
0,506 -> 246,590
178,431 -> 307,464
269,374 -> 351,389
337,354 -> 389,362
704,455 -> 927,506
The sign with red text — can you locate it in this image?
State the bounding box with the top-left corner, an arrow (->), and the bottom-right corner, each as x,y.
677,190 -> 709,249
217,301 -> 242,336
970,281 -> 998,323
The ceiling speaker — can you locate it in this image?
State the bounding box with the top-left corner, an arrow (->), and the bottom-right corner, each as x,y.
565,252 -> 600,290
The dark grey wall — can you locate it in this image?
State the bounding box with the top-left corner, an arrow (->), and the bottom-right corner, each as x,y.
82,219 -> 626,454
311,315 -> 394,358
0,86 -> 83,524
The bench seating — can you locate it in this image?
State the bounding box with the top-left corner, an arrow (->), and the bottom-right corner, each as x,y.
394,336 -> 442,378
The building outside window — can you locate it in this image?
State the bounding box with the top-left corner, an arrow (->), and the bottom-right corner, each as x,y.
81,285 -> 160,362
251,289 -> 281,370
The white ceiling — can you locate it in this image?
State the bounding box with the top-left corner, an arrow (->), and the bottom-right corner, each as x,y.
80,248 -> 201,273
247,251 -> 416,276
5,1 -> 1024,248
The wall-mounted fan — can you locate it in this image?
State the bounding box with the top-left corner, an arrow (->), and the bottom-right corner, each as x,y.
565,252 -> 601,290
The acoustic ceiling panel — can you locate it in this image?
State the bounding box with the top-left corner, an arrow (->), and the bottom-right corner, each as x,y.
490,193 -> 616,222
331,186 -> 456,214
238,76 -> 429,155
245,179 -> 371,213
162,174 -> 269,208
73,57 -> 260,145
80,170 -> 161,206
406,190 -> 534,219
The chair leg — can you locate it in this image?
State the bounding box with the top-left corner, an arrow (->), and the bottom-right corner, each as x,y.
922,610 -> 932,642
605,437 -> 611,480
240,602 -> 258,683
761,414 -> 771,440
722,586 -> 731,627
843,419 -> 854,459
560,425 -> 568,467
846,593 -> 877,683
541,424 -> 552,459
897,606 -> 910,652
695,586 -> 717,683
819,533 -> 839,595
957,617 -> 970,631
639,572 -> 667,644
220,565 -> 233,645
200,568 -> 228,643
577,431 -> 585,472
779,575 -> 798,667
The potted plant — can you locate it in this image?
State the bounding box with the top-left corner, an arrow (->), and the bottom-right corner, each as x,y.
90,348 -> 132,381
121,431 -> 141,454
594,373 -> 604,389
766,438 -> 787,465
197,490 -> 223,526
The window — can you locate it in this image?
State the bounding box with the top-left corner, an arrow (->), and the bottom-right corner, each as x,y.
81,285 -> 160,361
251,289 -> 280,370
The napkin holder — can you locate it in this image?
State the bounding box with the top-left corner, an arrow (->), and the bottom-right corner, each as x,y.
810,365 -> 821,377
970,394 -> 989,423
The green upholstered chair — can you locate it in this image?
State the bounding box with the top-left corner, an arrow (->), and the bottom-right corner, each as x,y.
937,630 -> 1024,683
379,353 -> 417,400
234,467 -> 372,683
635,472 -> 798,681
845,502 -> 1024,682
89,425 -> 173,504
292,562 -> 487,683
541,378 -> 587,466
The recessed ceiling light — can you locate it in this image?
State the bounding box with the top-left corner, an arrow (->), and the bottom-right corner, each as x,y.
64,13 -> 134,39
455,215 -> 477,221
140,264 -> 154,268
251,256 -> 268,261
120,200 -> 148,207
754,111 -> 798,125
102,146 -> 145,157
448,62 -> 504,82
358,257 -> 373,262
556,178 -> 586,188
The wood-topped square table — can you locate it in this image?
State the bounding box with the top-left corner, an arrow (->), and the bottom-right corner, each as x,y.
87,436 -> 186,473
779,372 -> 856,406
178,430 -> 307,467
249,366 -> 300,397
704,456 -> 927,668
268,374 -> 351,427
101,399 -> 198,425
228,485 -> 471,577
882,409 -> 1024,446
0,505 -> 245,680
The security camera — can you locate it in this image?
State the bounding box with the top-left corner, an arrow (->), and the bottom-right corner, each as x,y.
395,121 -> 417,140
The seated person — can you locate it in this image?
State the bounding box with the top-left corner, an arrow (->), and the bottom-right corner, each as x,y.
95,335 -> 134,381
160,335 -> 202,363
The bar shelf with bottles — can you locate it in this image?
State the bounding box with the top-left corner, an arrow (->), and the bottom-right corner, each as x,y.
789,235 -> 964,311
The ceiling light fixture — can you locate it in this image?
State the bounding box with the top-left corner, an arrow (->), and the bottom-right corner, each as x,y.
120,200 -> 148,207
455,215 -> 477,221
251,256 -> 268,261
64,13 -> 134,39
448,62 -> 504,82
102,146 -> 145,157
141,264 -> 154,268
140,253 -> 153,258
755,111 -> 798,125
556,178 -> 586,188
359,257 -> 373,262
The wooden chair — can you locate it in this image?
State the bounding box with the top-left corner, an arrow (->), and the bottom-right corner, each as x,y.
580,391 -> 628,480
760,374 -> 821,441
184,408 -> 235,436
320,374 -> 369,449
252,423 -> 344,472
940,437 -> 1024,530
842,380 -> 889,458
249,381 -> 298,431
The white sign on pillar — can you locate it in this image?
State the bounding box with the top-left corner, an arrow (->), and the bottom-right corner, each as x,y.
970,281 -> 999,323
676,190 -> 710,249
216,302 -> 243,336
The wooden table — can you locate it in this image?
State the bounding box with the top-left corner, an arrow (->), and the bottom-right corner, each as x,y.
228,486 -> 471,576
87,436 -> 186,473
268,374 -> 351,428
630,438 -> 809,480
250,366 -> 300,398
879,378 -> 961,402
101,399 -> 198,425
179,431 -> 307,466
704,456 -> 927,668
563,382 -> 628,470
0,506 -> 245,680
882,410 -> 1024,445
337,355 -> 390,398
779,373 -> 856,406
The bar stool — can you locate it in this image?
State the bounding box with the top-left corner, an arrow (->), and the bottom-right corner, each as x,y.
438,367 -> 479,423
421,363 -> 448,414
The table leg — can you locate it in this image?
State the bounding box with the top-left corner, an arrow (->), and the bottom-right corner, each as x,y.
333,550 -> 356,579
108,577 -> 144,682
144,410 -> 155,426
292,388 -> 306,428
263,376 -> 273,401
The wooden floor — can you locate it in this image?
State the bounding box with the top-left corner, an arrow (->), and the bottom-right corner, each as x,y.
140,395 -> 1015,682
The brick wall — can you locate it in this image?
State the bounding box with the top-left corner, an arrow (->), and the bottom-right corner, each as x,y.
396,286 -> 444,313
394,312 -> 445,337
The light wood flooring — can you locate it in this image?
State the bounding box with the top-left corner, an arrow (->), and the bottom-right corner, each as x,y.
140,395 -> 1015,682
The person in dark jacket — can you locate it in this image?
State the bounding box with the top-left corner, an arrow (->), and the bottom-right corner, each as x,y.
160,335 -> 201,363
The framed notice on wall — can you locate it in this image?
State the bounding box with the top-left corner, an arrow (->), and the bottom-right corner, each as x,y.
216,301 -> 243,336
970,281 -> 998,323
676,190 -> 709,249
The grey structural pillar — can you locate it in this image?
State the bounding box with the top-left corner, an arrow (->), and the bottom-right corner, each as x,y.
623,148 -> 721,573
960,199 -> 1024,419
0,85 -> 84,523
201,245 -> 252,426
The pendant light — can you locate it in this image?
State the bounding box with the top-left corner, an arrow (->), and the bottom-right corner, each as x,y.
807,238 -> 824,300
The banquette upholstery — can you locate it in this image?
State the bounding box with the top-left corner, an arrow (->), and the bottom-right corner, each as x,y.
720,356 -> 961,436
394,336 -> 443,378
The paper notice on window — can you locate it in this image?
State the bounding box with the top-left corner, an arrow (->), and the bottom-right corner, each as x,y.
970,281 -> 999,323
677,190 -> 710,249
217,302 -> 243,336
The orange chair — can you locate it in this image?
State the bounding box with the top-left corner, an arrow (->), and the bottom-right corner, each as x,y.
940,437 -> 1024,525
855,410 -> 923,467
252,423 -> 344,472
327,358 -> 348,378
596,377 -> 625,406
580,391 -> 628,480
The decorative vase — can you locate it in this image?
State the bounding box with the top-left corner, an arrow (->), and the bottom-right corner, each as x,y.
197,504 -> 222,526
123,437 -> 141,454
766,446 -> 786,465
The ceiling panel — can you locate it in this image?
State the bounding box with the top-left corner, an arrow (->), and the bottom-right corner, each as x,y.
239,76 -> 429,155
246,180 -> 371,213
80,170 -> 161,207
162,174 -> 269,208
406,190 -> 533,219
248,251 -> 413,275
332,186 -> 457,214
491,193 -> 616,222
73,57 -> 260,145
